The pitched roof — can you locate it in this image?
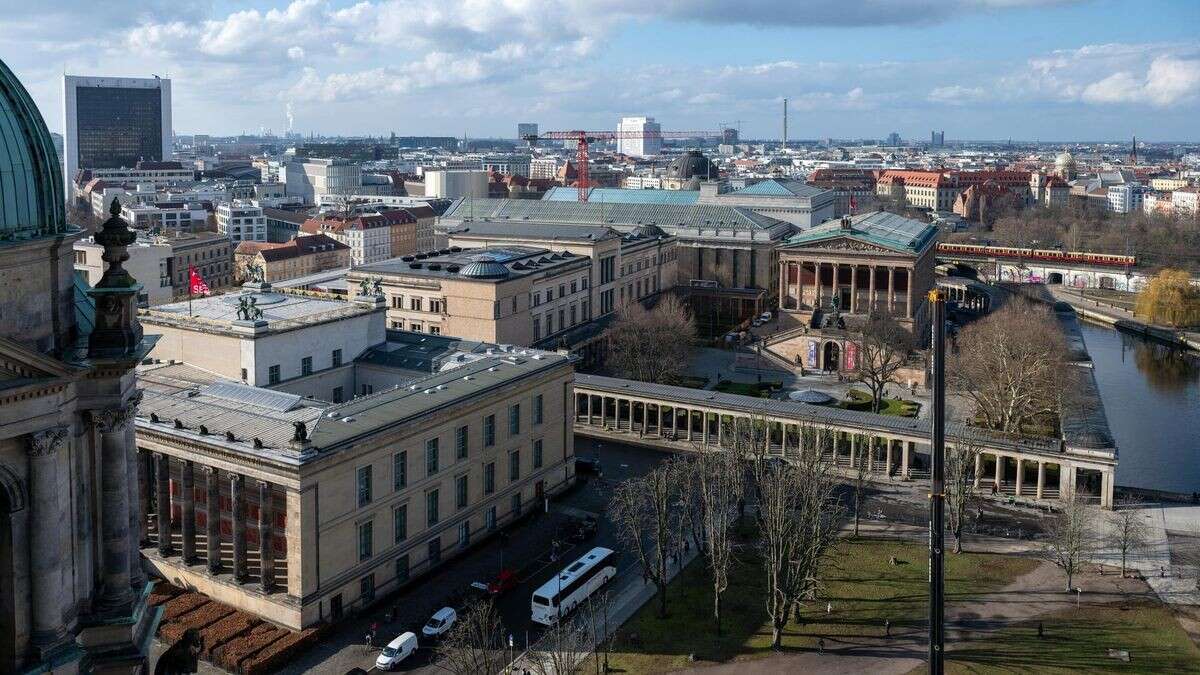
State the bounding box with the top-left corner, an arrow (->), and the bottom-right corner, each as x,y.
782,211 -> 937,254
728,179 -> 828,199
544,186 -> 701,205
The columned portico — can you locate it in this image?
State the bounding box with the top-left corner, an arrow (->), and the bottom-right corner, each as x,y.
26,428 -> 70,649
94,406 -> 136,615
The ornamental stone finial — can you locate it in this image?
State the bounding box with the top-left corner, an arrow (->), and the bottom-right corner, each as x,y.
87,197 -> 145,359
28,426 -> 69,457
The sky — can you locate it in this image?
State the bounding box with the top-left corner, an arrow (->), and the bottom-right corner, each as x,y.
3,0 -> 1199,141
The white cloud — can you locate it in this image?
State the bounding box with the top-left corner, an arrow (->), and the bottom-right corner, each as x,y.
928,85 -> 988,105
287,46 -> 305,61
1005,43 -> 1200,108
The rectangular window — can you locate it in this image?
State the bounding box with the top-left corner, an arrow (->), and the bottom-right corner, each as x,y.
268,365 -> 280,385
484,415 -> 495,447
332,386 -> 344,403
396,554 -> 410,583
332,349 -> 342,367
393,451 -> 407,490
484,462 -> 496,495
301,356 -> 312,376
534,439 -> 543,469
426,489 -> 439,527
533,315 -> 541,340
570,305 -> 577,326
582,276 -> 589,290
509,404 -> 520,436
534,394 -> 544,425
428,538 -> 442,565
458,521 -> 470,548
358,520 -> 373,561
558,309 -> 565,330
533,291 -> 541,306
410,297 -> 422,311
360,574 -> 375,604
511,492 -> 522,517
570,281 -> 577,294
429,299 -> 443,313
545,287 -> 552,301
429,325 -> 440,335
486,506 -> 497,531
425,438 -> 439,476
393,503 -> 407,543
456,474 -> 468,509
455,425 -> 469,460
509,450 -> 520,482
546,313 -> 553,334
357,465 -> 372,507
391,295 -> 403,309
559,283 -> 566,298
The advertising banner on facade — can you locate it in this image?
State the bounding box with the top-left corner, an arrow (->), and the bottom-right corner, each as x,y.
807,340 -> 818,369
845,340 -> 858,371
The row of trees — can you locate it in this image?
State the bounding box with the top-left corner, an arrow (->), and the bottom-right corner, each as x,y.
1135,268 -> 1200,328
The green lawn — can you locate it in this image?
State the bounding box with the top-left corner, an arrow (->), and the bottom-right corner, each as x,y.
941,601 -> 1200,674
840,388 -> 922,417
604,537 -> 1038,674
714,380 -> 781,397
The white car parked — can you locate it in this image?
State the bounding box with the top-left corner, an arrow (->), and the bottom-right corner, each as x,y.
421,607 -> 457,639
375,631 -> 418,671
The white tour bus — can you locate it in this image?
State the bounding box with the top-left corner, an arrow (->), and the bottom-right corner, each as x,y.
531,547 -> 617,625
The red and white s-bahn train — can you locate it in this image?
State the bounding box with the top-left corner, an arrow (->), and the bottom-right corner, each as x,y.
936,242 -> 1136,268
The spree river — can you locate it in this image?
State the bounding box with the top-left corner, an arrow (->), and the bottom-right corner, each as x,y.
1080,321 -> 1200,493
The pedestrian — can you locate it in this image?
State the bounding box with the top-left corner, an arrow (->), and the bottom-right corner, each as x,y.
1037,621 -> 1044,639
826,602 -> 832,615
818,638 -> 825,654
364,632 -> 373,654
885,619 -> 891,637
1161,565 -> 1166,578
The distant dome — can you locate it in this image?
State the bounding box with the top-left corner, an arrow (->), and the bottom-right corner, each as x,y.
629,223 -> 665,239
1055,151 -> 1076,172
666,150 -> 718,181
0,58 -> 67,240
459,255 -> 510,279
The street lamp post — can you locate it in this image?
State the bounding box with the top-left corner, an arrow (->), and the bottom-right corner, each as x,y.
928,289 -> 947,674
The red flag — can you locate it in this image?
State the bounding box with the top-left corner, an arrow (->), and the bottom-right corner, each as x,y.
188,265 -> 211,296
849,195 -> 858,214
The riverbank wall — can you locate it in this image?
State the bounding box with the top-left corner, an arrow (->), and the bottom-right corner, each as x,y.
1046,286 -> 1200,352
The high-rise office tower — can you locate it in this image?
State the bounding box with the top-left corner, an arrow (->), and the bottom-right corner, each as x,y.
616,116 -> 662,157
517,122 -> 538,140
62,74 -> 172,192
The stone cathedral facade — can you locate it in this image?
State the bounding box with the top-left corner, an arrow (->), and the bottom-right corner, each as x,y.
0,59 -> 158,672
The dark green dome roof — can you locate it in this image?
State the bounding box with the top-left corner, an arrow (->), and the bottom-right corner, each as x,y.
0,57 -> 66,241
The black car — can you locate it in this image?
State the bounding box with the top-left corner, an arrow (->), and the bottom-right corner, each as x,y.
575,456 -> 602,475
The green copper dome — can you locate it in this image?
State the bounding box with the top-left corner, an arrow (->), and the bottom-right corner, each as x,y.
0,57 -> 66,241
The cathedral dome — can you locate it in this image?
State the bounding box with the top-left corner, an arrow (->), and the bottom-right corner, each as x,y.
0,58 -> 66,240
666,150 -> 719,181
1054,151 -> 1076,174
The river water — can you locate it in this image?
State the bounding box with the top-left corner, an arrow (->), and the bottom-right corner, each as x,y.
1079,321 -> 1200,493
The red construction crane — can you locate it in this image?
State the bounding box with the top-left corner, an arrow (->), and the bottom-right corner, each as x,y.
524,130 -> 723,201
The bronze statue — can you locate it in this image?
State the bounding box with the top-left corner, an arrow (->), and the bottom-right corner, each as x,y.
358,277 -> 372,297
292,420 -> 308,442
245,262 -> 265,284
236,295 -> 251,321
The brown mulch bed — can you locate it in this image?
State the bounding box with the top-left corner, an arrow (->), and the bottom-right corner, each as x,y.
214,622 -> 287,673
199,613 -> 261,660
150,582 -> 329,674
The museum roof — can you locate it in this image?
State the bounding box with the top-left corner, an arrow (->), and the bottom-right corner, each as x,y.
728,178 -> 828,199
447,220 -> 625,243
354,245 -> 588,283
782,210 -> 937,254
443,197 -> 785,232
543,187 -> 701,205
140,286 -> 376,334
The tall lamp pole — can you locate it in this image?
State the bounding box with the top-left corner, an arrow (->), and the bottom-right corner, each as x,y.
928,289 -> 947,674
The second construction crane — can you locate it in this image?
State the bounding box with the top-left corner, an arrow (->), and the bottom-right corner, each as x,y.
523,129 -> 722,202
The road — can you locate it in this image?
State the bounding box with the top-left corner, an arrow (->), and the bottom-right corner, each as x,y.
371,438 -> 670,675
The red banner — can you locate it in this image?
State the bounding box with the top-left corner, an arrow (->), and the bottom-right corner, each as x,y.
188,265 -> 211,296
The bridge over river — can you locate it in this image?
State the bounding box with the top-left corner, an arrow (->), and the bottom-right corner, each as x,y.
572,373 -> 1116,508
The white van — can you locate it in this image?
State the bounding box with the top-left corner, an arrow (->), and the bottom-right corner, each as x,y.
421,607 -> 457,638
375,631 -> 418,671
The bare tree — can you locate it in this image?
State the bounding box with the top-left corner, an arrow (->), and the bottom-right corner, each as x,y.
605,294 -> 696,384
755,426 -> 843,647
949,300 -> 1069,434
945,442 -> 983,553
1043,491 -> 1094,592
689,446 -> 745,636
1108,498 -> 1151,578
434,600 -> 507,675
610,460 -> 683,618
527,614 -> 589,675
850,433 -> 871,538
854,313 -> 912,413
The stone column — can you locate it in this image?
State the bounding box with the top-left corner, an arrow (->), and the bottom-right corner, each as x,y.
205,466 -> 221,574
797,262 -> 806,308
832,263 -> 840,307
778,261 -> 786,309
1015,459 -> 1025,497
26,427 -> 70,648
231,474 -> 248,582
258,480 -> 275,593
181,460 -> 197,564
905,268 -> 914,319
850,265 -> 858,312
126,424 -> 147,592
94,406 -> 135,614
974,452 -> 982,489
887,267 -> 896,313
902,442 -> 911,479
993,454 -> 1003,488
884,439 -> 893,476
702,412 -> 710,446
866,437 -> 874,472
849,434 -> 857,466
814,262 -> 822,306
656,405 -> 663,436
1036,462 -> 1045,500
155,453 -> 173,556
869,266 -> 876,312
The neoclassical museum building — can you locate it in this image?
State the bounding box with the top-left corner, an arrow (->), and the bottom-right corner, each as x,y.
770,211 -> 938,374
0,61 -> 158,671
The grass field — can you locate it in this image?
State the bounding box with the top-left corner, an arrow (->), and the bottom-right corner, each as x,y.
604,537 -> 1037,673
713,380 -> 781,397
839,388 -> 922,417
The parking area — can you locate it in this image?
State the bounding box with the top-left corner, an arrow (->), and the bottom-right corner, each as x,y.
281,437 -> 670,675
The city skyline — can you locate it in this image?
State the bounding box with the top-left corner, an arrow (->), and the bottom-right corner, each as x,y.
4,1 -> 1198,141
